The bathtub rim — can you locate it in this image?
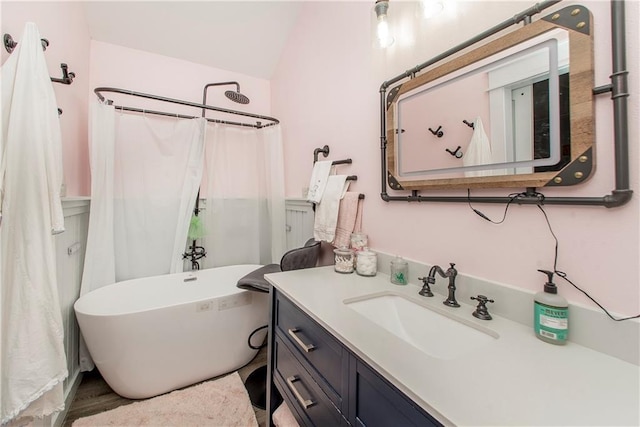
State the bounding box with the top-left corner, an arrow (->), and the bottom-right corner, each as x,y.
74,264 -> 265,317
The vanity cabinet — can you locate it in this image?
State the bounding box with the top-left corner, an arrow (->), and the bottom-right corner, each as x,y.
268,289 -> 442,427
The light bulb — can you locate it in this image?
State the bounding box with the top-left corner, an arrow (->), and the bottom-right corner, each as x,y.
374,0 -> 394,48
377,16 -> 394,48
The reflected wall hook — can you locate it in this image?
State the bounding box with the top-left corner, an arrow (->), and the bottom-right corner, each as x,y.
446,146 -> 463,158
4,33 -> 49,53
463,119 -> 475,129
428,125 -> 444,138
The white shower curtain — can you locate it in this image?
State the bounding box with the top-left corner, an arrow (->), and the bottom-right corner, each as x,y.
0,22 -> 67,424
201,123 -> 286,267
112,113 -> 205,280
79,104 -> 205,370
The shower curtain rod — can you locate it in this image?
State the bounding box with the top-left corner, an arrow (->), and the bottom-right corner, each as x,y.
94,87 -> 280,129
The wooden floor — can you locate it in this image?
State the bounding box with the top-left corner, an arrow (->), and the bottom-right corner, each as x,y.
63,347 -> 268,427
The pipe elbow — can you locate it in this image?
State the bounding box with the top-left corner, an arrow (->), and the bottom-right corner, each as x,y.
604,189 -> 633,208
380,192 -> 390,202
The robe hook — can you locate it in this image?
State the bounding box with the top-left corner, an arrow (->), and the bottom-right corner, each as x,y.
446,146 -> 463,158
50,63 -> 75,85
428,125 -> 444,138
463,119 -> 475,129
4,33 -> 49,53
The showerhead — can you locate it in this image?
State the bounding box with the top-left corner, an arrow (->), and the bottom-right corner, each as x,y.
224,89 -> 250,105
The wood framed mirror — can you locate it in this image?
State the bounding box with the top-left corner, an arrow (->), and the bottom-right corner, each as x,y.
385,5 -> 594,191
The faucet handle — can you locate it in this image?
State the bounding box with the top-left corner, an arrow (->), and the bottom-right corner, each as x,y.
447,263 -> 457,275
471,295 -> 494,320
417,277 -> 434,297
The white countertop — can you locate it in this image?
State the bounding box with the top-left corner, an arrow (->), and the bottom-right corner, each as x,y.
266,266 -> 640,426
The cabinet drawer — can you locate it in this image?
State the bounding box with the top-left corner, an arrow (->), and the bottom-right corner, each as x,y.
275,293 -> 347,403
274,336 -> 346,427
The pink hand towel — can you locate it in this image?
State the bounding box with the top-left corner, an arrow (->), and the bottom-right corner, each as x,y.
332,192 -> 363,248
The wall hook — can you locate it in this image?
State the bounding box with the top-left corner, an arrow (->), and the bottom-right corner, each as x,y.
446,146 -> 463,158
428,125 -> 444,138
4,33 -> 49,53
313,145 -> 330,163
51,63 -> 75,85
463,119 -> 475,129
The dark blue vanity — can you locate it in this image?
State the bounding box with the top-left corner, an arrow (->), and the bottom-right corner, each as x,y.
267,289 -> 442,427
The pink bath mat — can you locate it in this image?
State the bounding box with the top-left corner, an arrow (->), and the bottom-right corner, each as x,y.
72,372 -> 257,426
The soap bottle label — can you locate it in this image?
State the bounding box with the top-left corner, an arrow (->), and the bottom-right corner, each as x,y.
534,302 -> 568,341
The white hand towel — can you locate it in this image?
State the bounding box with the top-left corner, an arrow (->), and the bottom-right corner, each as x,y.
463,117 -> 494,177
313,175 -> 350,242
306,160 -> 333,203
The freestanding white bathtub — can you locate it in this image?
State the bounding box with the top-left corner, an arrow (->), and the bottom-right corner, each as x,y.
74,264 -> 269,399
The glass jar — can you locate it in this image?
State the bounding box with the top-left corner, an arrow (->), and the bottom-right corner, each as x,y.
350,232 -> 368,253
334,247 -> 355,274
356,249 -> 377,277
390,256 -> 409,285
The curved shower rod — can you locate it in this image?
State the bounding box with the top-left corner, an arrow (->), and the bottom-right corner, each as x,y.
94,87 -> 279,129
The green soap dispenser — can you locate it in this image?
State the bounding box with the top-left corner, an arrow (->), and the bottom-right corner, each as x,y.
534,270 -> 569,345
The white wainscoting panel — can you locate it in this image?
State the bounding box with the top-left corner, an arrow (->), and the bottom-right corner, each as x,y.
285,198 -> 314,251
53,197 -> 90,427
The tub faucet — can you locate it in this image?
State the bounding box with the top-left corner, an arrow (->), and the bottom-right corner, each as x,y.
423,263 -> 460,307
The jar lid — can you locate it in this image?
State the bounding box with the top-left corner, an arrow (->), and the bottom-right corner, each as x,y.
358,248 -> 376,256
334,247 -> 354,255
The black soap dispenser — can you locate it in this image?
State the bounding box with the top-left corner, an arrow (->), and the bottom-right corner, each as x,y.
533,270 -> 569,345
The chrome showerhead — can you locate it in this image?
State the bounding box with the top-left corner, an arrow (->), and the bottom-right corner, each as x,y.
224,89 -> 250,105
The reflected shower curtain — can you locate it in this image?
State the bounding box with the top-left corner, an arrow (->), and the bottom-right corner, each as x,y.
79,102 -> 205,370
201,123 -> 286,267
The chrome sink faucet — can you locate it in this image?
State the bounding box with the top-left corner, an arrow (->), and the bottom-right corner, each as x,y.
419,263 -> 460,307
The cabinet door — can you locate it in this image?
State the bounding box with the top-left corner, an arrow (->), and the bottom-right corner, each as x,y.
349,357 -> 442,427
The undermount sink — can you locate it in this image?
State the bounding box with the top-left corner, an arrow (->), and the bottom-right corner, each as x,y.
344,292 -> 498,360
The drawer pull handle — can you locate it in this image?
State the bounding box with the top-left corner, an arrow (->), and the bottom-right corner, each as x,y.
286,375 -> 316,409
288,328 -> 316,352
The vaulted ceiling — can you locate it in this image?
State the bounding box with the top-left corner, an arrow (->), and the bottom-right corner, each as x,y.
83,2 -> 303,80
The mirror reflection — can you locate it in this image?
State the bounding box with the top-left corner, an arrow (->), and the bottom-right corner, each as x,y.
384,5 -> 595,190
395,28 -> 570,180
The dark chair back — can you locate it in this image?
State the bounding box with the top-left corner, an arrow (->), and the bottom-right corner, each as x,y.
280,239 -> 320,271
237,239 -> 320,293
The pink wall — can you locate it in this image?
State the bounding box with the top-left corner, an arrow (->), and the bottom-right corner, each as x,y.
272,1 -> 640,316
1,1 -> 91,196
